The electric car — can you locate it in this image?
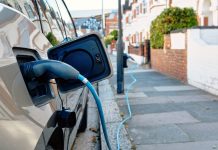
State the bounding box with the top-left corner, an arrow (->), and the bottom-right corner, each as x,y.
0,2 -> 112,150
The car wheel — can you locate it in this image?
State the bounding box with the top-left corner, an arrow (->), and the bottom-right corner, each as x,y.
78,103 -> 88,132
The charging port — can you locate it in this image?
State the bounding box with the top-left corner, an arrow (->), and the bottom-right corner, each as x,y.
13,48 -> 54,107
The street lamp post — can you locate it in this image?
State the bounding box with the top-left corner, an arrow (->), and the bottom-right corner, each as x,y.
101,0 -> 105,36
117,0 -> 124,94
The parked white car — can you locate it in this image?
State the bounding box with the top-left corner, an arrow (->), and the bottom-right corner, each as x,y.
0,3 -> 88,150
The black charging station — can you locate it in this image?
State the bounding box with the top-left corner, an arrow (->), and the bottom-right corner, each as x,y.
47,33 -> 112,92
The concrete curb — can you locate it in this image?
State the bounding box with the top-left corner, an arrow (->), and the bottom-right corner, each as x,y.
73,95 -> 100,150
98,80 -> 132,150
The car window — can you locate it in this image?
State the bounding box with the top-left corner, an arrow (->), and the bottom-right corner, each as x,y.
0,0 -> 77,45
24,2 -> 36,19
46,0 -> 77,39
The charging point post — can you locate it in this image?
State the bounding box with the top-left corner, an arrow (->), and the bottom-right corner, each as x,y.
117,0 -> 124,94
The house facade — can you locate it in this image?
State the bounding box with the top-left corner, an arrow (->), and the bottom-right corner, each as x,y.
169,0 -> 218,26
122,0 -> 166,64
123,0 -> 218,64
105,11 -> 118,36
123,0 -> 166,45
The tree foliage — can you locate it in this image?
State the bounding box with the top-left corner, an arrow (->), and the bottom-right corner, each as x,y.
104,35 -> 114,47
104,30 -> 118,47
110,30 -> 118,41
46,32 -> 59,46
150,7 -> 198,49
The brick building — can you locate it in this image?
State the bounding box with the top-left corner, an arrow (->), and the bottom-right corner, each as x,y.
105,11 -> 118,36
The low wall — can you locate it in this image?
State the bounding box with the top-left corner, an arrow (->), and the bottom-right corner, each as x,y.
128,44 -> 145,64
128,41 -> 150,65
128,44 -> 144,56
187,28 -> 218,96
151,27 -> 218,96
151,48 -> 187,82
151,33 -> 187,82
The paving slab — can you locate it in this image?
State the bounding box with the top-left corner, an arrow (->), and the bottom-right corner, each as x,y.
154,85 -> 198,92
137,140 -> 218,150
144,90 -> 209,97
113,69 -> 155,74
115,92 -> 147,99
128,124 -> 190,145
117,95 -> 217,106
168,95 -> 218,103
119,102 -> 181,116
175,101 -> 218,122
113,85 -> 156,92
128,111 -> 199,127
117,96 -> 172,106
179,122 -> 218,141
110,72 -> 183,88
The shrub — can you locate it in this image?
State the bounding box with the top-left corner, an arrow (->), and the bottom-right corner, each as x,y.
110,30 -> 118,41
150,7 -> 198,49
46,32 -> 59,46
104,35 -> 113,47
104,30 -> 118,47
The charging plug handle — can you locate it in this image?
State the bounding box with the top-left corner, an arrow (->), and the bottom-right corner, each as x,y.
20,60 -> 79,80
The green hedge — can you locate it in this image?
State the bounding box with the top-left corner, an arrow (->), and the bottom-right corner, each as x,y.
150,7 -> 198,49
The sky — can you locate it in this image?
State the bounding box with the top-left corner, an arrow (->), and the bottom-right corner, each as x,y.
65,0 -> 125,11
47,0 -> 125,21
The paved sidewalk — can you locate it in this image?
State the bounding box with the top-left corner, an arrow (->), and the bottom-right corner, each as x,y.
101,55 -> 218,150
73,93 -> 100,150
98,80 -> 132,150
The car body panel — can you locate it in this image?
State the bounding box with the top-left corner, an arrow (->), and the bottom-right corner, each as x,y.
0,4 -> 88,150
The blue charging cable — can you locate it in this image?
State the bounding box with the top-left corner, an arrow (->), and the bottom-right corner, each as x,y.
116,62 -> 138,150
78,74 -> 112,150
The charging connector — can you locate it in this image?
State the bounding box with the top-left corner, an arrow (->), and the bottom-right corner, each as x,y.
20,60 -> 79,80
